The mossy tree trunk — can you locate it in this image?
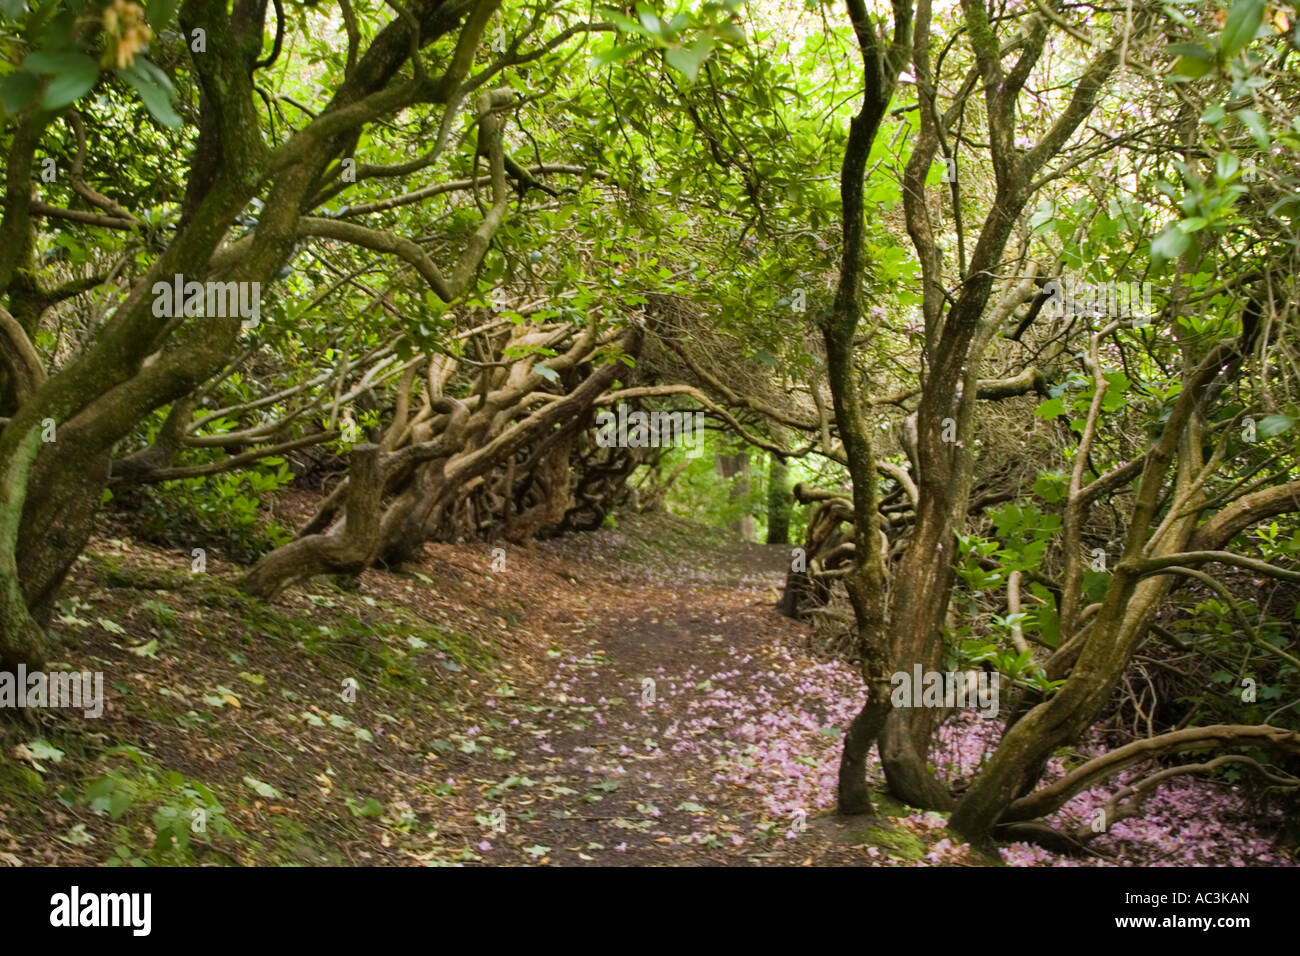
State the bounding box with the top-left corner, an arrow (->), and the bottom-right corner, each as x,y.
0,0 -> 493,665
765,452 -> 791,545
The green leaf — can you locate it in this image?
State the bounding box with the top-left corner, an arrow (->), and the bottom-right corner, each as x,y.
534,364 -> 559,384
28,739 -> 65,763
635,2 -> 661,36
116,61 -> 182,128
33,52 -> 98,111
0,72 -> 40,115
109,788 -> 133,819
0,0 -> 28,19
1233,108 -> 1269,149
23,50 -> 90,74
1101,371 -> 1130,411
589,42 -> 640,68
1034,397 -> 1066,419
1215,153 -> 1239,181
1032,471 -> 1066,503
1151,222 -> 1191,262
243,775 -> 284,799
1219,0 -> 1266,58
61,823 -> 95,846
1024,587 -> 1055,647
715,21 -> 745,45
1173,45 -> 1214,78
1173,58 -> 1212,79
665,45 -> 705,83
145,0 -> 180,28
1256,414 -> 1294,438
1168,42 -> 1214,59
347,796 -> 385,817
1029,204 -> 1057,232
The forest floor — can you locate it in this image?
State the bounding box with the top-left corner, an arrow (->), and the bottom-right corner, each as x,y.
0,511 -> 1291,866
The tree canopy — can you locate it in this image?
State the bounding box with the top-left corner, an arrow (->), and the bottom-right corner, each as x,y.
3,0 -> 1300,860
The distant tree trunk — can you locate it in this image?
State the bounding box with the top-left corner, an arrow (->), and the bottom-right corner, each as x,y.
716,451 -> 754,541
766,453 -> 791,544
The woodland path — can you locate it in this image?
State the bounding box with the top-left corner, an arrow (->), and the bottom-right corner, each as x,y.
429,522 -> 895,866
24,514 -> 1275,867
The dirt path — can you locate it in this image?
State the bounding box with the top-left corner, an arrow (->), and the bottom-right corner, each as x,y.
430,530 -> 887,866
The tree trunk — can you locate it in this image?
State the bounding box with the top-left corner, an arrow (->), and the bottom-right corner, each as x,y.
0,425 -> 48,668
244,444 -> 385,599
822,0 -> 912,815
716,451 -> 754,541
766,453 -> 791,545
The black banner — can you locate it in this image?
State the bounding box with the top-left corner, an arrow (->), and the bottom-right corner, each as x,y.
1,863 -> 1280,943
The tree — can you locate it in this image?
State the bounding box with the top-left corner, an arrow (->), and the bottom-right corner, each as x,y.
811,0 -> 1300,846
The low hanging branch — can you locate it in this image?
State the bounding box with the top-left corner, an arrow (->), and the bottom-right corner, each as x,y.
1061,755 -> 1300,845
242,443 -> 385,599
1002,724 -> 1300,824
